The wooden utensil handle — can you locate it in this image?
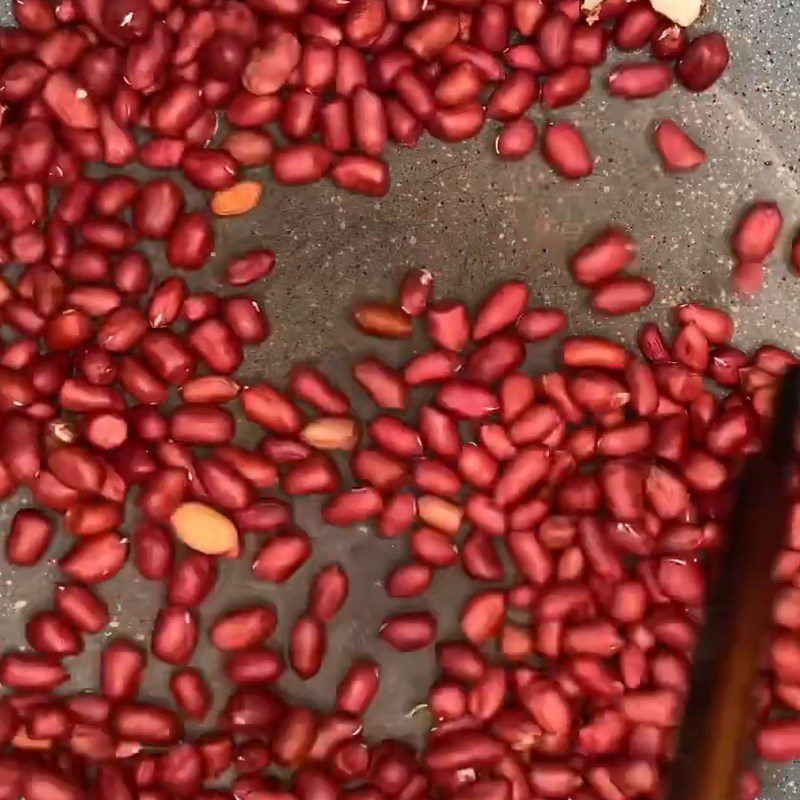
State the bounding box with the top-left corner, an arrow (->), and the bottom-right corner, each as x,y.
668,367 -> 800,800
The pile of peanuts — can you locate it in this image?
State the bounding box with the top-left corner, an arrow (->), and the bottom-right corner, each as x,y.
4,1 -> 799,800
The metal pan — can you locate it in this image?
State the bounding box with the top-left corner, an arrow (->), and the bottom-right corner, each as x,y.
0,1 -> 797,796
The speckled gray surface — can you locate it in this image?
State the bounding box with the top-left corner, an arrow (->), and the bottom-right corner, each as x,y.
1,1 -> 800,796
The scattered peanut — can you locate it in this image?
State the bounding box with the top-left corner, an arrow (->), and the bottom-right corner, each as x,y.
211,181 -> 263,217
171,502 -> 239,555
352,303 -> 414,339
301,418 -> 360,450
417,495 -> 464,535
651,0 -> 703,27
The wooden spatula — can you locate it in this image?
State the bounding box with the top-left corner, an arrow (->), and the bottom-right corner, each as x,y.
668,366 -> 800,800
